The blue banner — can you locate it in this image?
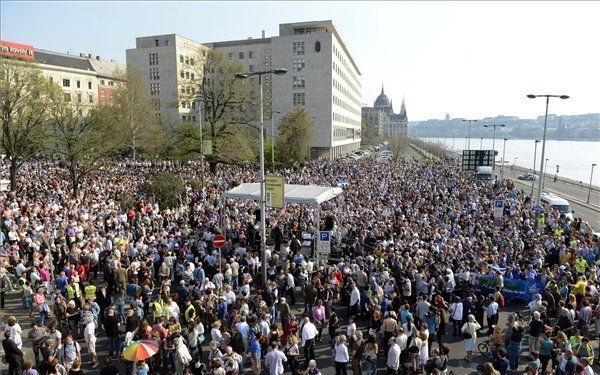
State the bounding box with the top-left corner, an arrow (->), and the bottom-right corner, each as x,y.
477,275 -> 545,302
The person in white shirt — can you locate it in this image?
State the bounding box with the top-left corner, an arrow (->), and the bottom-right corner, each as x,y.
387,339 -> 401,375
448,296 -> 464,336
301,317 -> 318,366
334,335 -> 349,375
486,297 -> 499,335
349,282 -> 360,318
265,342 -> 287,375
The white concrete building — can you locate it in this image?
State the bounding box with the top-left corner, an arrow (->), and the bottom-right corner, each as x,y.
128,20 -> 362,159
126,34 -> 205,126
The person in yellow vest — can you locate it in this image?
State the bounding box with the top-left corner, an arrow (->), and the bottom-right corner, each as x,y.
183,299 -> 196,325
66,279 -> 82,308
574,255 -> 588,276
84,283 -> 97,301
153,298 -> 165,323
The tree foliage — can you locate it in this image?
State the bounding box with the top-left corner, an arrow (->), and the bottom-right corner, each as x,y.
47,96 -> 118,197
0,59 -> 59,190
139,172 -> 184,209
275,106 -> 313,166
175,48 -> 256,173
110,67 -> 164,160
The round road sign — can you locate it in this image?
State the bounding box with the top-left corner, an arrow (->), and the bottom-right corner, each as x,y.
213,234 -> 226,248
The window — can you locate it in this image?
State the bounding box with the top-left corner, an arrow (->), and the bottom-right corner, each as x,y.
238,51 -> 245,59
88,81 -> 92,89
155,39 -> 159,47
88,95 -> 93,104
149,52 -> 159,65
150,83 -> 160,95
185,56 -> 189,64
180,71 -> 185,79
64,93 -> 71,102
76,80 -> 81,89
150,68 -> 160,80
293,76 -> 305,89
293,92 -> 305,106
100,79 -> 105,85
62,79 -> 70,87
77,93 -> 82,103
293,58 -> 305,72
164,39 -> 169,46
315,41 -> 321,52
185,72 -> 190,79
190,58 -> 194,65
191,73 -> 195,80
249,64 -> 255,72
180,55 -> 184,63
293,41 -> 305,55
249,51 -> 255,59
228,52 -> 234,60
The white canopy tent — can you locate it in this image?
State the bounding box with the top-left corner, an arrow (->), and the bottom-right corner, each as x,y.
221,183 -> 343,205
220,182 -> 344,265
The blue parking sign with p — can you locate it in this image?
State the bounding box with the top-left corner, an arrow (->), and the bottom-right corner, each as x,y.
495,200 -> 504,208
320,231 -> 330,242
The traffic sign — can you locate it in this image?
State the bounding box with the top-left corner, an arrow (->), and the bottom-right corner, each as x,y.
319,231 -> 330,242
494,199 -> 504,219
213,235 -> 226,248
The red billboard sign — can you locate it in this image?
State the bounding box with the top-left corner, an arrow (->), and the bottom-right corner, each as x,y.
0,40 -> 35,61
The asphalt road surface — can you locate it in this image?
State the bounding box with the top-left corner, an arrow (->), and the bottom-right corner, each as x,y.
2,287 -> 599,375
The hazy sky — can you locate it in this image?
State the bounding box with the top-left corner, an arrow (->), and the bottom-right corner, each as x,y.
2,1 -> 599,121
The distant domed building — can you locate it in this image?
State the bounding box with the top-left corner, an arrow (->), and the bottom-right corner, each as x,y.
362,85 -> 408,139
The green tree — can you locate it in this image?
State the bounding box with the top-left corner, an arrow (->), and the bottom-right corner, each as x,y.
47,97 -> 118,197
111,67 -> 164,160
275,106 -> 313,166
139,172 -> 184,209
177,48 -> 256,173
0,59 -> 58,190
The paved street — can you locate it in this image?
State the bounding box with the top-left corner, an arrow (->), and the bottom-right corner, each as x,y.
3,284 -> 598,375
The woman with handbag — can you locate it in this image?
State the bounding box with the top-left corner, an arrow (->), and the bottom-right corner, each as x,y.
284,335 -> 300,375
312,300 -> 327,342
461,314 -> 481,362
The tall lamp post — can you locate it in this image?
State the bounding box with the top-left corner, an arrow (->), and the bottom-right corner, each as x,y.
483,124 -> 506,170
531,140 -> 540,196
543,158 -> 549,191
463,119 -> 478,150
588,163 -> 597,203
270,110 -> 281,172
527,94 -> 569,206
196,97 -> 205,189
501,138 -> 507,180
235,68 -> 288,286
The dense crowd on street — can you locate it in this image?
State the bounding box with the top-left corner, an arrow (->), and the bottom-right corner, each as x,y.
0,150 -> 598,375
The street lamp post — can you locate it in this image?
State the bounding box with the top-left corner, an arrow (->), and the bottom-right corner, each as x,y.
588,163 -> 597,203
531,140 -> 540,196
463,119 -> 478,150
501,138 -> 507,179
197,98 -> 205,189
270,110 -> 281,172
483,124 -> 506,170
235,68 -> 288,286
480,137 -> 483,150
543,158 -> 549,191
527,94 -> 569,206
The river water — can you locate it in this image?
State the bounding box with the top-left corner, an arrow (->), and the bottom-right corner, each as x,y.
420,138 -> 600,187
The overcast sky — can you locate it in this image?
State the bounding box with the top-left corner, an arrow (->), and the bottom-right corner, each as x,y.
2,1 -> 598,121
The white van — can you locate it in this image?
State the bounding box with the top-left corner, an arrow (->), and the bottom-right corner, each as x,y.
540,192 -> 574,220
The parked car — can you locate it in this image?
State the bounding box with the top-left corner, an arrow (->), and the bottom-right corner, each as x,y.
518,173 -> 537,181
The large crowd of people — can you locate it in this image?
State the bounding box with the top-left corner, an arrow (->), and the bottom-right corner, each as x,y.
0,149 -> 598,375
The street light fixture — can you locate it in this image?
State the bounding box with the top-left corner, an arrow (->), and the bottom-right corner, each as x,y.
483,124 -> 506,170
588,163 -> 597,203
531,140 -> 540,196
463,119 -> 478,150
270,110 -> 281,172
501,138 -> 507,180
235,68 -> 288,286
527,94 -> 569,206
543,158 -> 549,191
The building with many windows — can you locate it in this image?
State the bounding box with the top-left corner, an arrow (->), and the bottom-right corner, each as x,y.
362,86 -> 408,139
128,20 -> 362,159
0,40 -> 124,111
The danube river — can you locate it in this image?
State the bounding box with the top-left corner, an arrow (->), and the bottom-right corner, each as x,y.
421,138 -> 600,187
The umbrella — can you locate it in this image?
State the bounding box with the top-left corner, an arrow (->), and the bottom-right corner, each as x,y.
122,340 -> 160,361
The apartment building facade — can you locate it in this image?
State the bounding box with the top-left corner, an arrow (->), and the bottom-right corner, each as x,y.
128,20 -> 362,159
